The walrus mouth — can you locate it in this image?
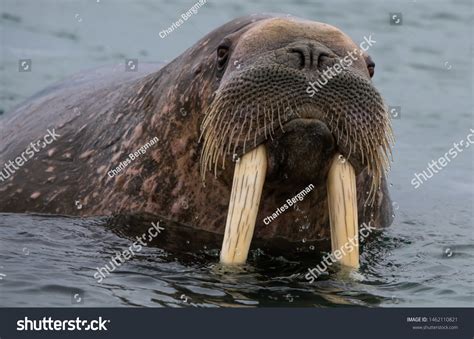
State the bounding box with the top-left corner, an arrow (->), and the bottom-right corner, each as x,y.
199,63 -> 394,266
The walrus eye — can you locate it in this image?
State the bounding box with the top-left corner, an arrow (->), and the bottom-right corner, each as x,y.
367,61 -> 375,78
217,45 -> 230,71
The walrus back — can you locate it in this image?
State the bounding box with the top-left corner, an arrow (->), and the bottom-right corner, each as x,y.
0,63 -> 165,213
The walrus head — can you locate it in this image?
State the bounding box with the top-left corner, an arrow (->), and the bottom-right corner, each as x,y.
200,15 -> 393,203
128,14 -> 395,264
186,14 -> 394,264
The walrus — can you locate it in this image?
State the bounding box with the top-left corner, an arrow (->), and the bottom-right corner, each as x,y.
0,14 -> 394,264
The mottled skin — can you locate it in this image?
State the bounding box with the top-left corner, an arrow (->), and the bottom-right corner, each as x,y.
0,14 -> 393,246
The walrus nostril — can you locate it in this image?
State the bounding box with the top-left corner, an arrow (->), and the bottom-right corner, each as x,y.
289,47 -> 307,69
288,45 -> 332,71
317,52 -> 331,69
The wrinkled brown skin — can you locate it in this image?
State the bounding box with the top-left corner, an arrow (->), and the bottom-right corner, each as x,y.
0,14 -> 392,247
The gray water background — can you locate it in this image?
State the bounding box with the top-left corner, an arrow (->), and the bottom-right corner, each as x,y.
0,0 -> 472,307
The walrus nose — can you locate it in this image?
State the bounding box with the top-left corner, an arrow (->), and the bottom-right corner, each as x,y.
287,44 -> 331,71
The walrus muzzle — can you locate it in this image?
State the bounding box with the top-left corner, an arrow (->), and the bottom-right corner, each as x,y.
200,57 -> 393,266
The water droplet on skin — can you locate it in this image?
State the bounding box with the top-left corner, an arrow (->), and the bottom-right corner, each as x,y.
338,155 -> 346,163
232,154 -> 240,162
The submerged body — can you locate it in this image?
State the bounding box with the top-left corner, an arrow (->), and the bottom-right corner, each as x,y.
0,14 -> 393,246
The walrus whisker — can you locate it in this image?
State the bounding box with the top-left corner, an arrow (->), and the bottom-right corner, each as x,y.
233,117 -> 248,158
277,101 -> 285,133
261,104 -> 268,140
243,108 -> 255,155
208,100 -> 229,134
253,105 -> 260,148
225,121 -> 240,157
270,104 -> 276,136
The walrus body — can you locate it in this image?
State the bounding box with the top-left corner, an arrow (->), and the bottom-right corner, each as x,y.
0,14 -> 393,246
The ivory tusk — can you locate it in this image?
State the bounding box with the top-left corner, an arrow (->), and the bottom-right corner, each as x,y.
220,145 -> 267,264
327,154 -> 360,268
